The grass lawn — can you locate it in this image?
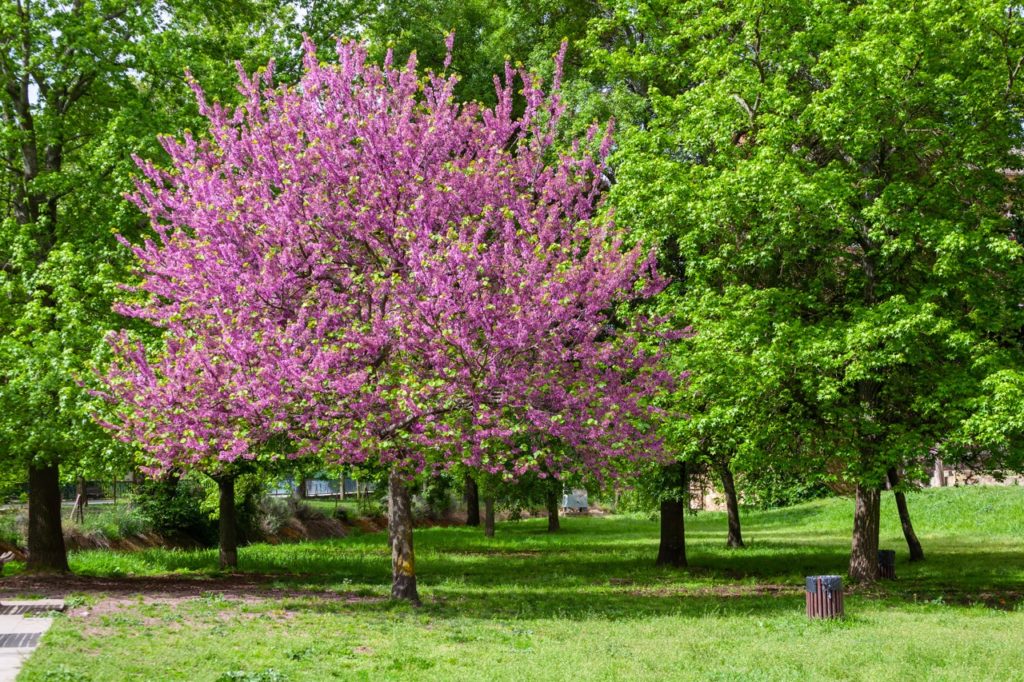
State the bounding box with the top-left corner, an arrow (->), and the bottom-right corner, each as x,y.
4,486 -> 1024,681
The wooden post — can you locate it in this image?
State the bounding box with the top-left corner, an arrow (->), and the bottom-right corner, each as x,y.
68,494 -> 85,524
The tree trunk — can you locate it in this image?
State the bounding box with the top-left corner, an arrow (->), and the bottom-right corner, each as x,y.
484,497 -> 495,537
718,462 -> 744,549
656,462 -> 687,567
887,468 -> 924,561
849,483 -> 881,582
76,476 -> 88,508
545,485 -> 560,533
298,476 -> 310,499
217,474 -> 238,570
933,458 -> 945,487
465,474 -> 480,527
27,461 -> 69,573
387,470 -> 420,604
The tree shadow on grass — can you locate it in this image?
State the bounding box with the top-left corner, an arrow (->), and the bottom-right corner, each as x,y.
3,516 -> 1021,617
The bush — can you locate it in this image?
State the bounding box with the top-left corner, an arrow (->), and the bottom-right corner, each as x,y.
75,504 -> 150,540
739,467 -> 830,510
132,474 -> 215,544
257,495 -> 292,535
0,510 -> 23,547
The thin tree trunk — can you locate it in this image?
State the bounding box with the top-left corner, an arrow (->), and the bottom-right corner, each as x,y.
27,461 -> 69,573
387,470 -> 420,604
299,476 -> 310,499
217,474 -> 238,570
656,462 -> 687,567
545,484 -> 560,533
484,497 -> 495,537
718,462 -> 744,549
465,474 -> 480,527
887,468 -> 924,562
849,483 -> 881,582
76,476 -> 88,509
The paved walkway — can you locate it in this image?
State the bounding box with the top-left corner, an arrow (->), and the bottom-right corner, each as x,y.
0,600 -> 64,682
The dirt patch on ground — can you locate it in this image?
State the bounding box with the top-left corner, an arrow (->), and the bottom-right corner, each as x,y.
64,529 -> 203,552
0,573 -> 381,605
265,514 -> 348,543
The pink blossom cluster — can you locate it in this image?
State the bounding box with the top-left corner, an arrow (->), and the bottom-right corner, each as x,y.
98,38 -> 673,479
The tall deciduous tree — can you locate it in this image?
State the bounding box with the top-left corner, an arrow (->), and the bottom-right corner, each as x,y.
99,38 -> 673,602
588,0 -> 1024,582
0,0 -> 299,571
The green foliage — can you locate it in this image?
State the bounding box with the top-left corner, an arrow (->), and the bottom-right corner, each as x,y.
586,0 -> 1024,491
0,509 -> 23,547
133,475 -> 215,544
416,475 -> 454,520
0,1 -> 305,566
302,0 -> 598,105
73,502 -> 150,540
739,467 -> 831,510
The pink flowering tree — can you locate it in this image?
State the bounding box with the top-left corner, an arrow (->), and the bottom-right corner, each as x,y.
98,37 -> 674,601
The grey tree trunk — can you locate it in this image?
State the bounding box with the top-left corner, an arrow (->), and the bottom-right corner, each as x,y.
27,461 -> 69,573
656,462 -> 688,567
388,471 -> 420,604
849,483 -> 881,582
217,475 -> 238,570
465,474 -> 480,527
545,485 -> 560,533
484,497 -> 495,537
718,462 -> 744,548
887,468 -> 924,561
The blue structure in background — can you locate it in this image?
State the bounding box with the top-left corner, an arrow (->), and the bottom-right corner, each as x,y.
270,477 -> 374,498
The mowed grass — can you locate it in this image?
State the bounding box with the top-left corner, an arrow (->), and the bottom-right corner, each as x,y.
11,486 -> 1024,681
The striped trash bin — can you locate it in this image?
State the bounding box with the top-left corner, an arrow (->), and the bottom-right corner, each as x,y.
878,549 -> 896,579
805,575 -> 844,619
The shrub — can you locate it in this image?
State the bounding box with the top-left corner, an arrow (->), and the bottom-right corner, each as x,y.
132,474 -> 215,544
0,510 -> 23,547
257,495 -> 292,535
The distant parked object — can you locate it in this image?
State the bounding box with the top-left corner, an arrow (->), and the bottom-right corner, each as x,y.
562,489 -> 588,513
270,477 -> 374,498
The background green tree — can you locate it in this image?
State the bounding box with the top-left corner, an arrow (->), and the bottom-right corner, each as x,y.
586,0 -> 1024,581
0,0 -> 300,571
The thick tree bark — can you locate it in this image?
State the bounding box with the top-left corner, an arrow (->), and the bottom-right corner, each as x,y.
217,474 -> 238,570
718,462 -> 744,549
656,462 -> 688,567
484,497 -> 495,537
387,471 -> 420,604
465,474 -> 480,527
887,468 -> 924,561
545,485 -> 560,533
27,461 -> 69,573
849,483 -> 881,582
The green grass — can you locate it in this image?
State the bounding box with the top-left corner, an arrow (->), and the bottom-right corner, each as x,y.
11,486 -> 1024,681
